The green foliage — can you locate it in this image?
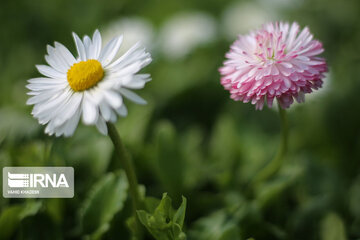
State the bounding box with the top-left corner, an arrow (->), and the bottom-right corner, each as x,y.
149,121 -> 206,197
189,210 -> 241,240
0,201 -> 42,240
254,162 -> 304,209
137,193 -> 187,240
78,171 -> 128,239
320,213 -> 347,240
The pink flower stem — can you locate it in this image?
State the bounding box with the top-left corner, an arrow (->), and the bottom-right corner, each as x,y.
252,101 -> 288,185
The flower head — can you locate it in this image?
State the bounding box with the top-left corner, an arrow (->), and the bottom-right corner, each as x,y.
27,30 -> 152,136
219,22 -> 327,109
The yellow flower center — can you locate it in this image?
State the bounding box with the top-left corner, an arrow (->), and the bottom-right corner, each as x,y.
67,59 -> 104,91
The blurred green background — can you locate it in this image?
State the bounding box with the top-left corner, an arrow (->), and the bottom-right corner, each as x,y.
1,0 -> 360,239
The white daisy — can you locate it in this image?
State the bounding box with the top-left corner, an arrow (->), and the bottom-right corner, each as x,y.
26,29 -> 152,137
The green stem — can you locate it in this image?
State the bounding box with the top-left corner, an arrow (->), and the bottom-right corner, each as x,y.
252,102 -> 288,185
106,122 -> 143,239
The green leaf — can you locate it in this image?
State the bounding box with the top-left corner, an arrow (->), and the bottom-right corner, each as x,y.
209,114 -> 241,187
152,122 -> 205,195
125,216 -> 137,240
254,163 -> 304,209
45,198 -> 64,225
0,201 -> 42,240
144,196 -> 161,213
189,210 -> 240,240
180,128 -> 205,190
125,185 -> 147,240
79,170 -> 128,239
320,212 -> 347,240
173,196 -> 186,228
153,122 -> 185,194
137,193 -> 187,240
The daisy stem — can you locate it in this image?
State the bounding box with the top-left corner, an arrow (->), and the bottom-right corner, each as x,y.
252,102 -> 288,185
106,122 -> 143,239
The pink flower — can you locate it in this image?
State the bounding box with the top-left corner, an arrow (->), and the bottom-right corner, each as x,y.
219,22 -> 328,110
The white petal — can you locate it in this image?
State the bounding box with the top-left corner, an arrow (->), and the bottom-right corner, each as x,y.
136,73 -> 151,82
54,42 -> 77,66
28,77 -> 65,84
97,77 -> 119,90
107,61 -> 141,78
104,90 -> 123,108
27,88 -> 64,105
140,56 -> 152,68
83,35 -> 92,60
92,29 -> 102,59
55,131 -> 62,137
99,36 -> 123,66
116,104 -> 128,117
27,86 -> 64,97
53,92 -> 83,127
122,76 -> 147,89
120,75 -> 134,86
109,110 -> 117,123
87,88 -> 103,105
107,42 -> 141,69
73,32 -> 87,61
45,123 -> 55,135
63,109 -> 81,137
107,47 -> 151,72
95,116 -> 108,135
33,88 -> 72,121
53,121 -> 67,137
49,103 -> 82,137
45,47 -> 68,73
36,65 -> 66,79
119,88 -> 147,105
99,101 -> 112,121
82,96 -> 98,125
26,82 -> 67,91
